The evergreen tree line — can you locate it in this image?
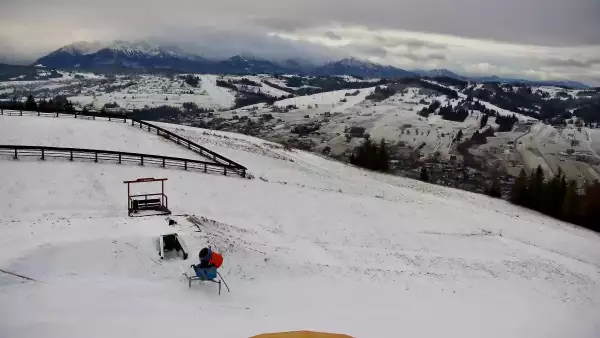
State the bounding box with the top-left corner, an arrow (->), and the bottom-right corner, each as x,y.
438,104 -> 469,122
510,166 -> 600,232
0,94 -> 74,112
349,138 -> 390,172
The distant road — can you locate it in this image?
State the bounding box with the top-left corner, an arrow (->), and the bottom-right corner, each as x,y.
585,128 -> 600,161
514,123 -> 532,173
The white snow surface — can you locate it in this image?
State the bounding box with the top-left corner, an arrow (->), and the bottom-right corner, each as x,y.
1,116 -> 600,338
274,87 -> 375,112
0,114 -> 205,160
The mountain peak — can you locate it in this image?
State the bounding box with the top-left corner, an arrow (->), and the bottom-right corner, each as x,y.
57,41 -> 105,55
335,57 -> 379,68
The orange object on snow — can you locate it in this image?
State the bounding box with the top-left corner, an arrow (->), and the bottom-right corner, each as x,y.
210,252 -> 223,268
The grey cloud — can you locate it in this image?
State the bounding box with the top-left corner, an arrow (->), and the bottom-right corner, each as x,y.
324,31 -> 342,41
426,53 -> 446,61
393,52 -> 447,62
149,27 -> 344,63
2,0 -> 598,48
344,44 -> 388,58
543,57 -> 600,69
378,37 -> 447,50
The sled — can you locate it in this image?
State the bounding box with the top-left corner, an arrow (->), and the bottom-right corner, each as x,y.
183,267 -> 230,295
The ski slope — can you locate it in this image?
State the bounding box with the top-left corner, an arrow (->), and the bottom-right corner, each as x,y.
1,116 -> 599,338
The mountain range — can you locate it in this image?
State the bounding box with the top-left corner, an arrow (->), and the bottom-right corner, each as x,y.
29,40 -> 590,89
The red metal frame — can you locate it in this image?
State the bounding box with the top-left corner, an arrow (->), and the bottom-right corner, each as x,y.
123,178 -> 170,217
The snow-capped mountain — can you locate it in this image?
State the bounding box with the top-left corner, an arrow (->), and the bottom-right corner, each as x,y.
31,41 -> 589,88
35,40 -> 209,72
315,57 -> 415,78
415,68 -> 465,79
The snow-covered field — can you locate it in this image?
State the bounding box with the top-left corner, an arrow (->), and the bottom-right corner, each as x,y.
68,74 -> 236,111
0,114 -> 205,160
1,115 -> 599,338
515,122 -> 600,181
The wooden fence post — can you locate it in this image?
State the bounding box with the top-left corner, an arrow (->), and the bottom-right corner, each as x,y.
13,148 -> 17,159
118,153 -> 122,164
95,152 -> 98,162
140,155 -> 144,166
162,158 -> 165,168
70,151 -> 73,161
41,149 -> 45,160
223,167 -> 227,175
204,164 -> 207,173
184,161 -> 187,170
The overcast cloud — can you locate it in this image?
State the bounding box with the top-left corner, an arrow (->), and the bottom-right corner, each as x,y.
0,0 -> 599,85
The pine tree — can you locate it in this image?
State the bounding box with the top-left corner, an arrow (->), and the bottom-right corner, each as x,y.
456,129 -> 463,142
420,167 -> 430,182
510,169 -> 529,205
545,167 -> 565,217
485,178 -> 502,198
562,180 -> 579,223
377,138 -> 390,171
582,182 -> 600,231
25,94 -> 37,111
528,166 -> 545,211
480,114 -> 489,129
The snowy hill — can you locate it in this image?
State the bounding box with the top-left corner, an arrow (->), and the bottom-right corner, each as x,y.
1,113 -> 599,338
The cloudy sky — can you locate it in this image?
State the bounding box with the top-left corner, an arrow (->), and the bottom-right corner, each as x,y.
1,0 -> 599,85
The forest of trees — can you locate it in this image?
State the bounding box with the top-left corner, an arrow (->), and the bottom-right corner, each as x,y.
365,86 -> 396,101
418,79 -> 459,99
495,114 -> 519,132
438,104 -> 469,122
510,166 -> 600,232
349,138 -> 390,172
182,75 -> 200,87
418,100 -> 442,118
0,95 -> 74,112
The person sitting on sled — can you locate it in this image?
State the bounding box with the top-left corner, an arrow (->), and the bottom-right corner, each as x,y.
192,247 -> 223,280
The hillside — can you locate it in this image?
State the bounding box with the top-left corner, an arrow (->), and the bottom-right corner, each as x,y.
1,113 -> 599,337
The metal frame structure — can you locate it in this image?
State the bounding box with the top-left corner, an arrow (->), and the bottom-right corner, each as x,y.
123,177 -> 171,217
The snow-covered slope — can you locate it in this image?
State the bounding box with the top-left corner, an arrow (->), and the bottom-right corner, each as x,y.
1,115 -> 599,338
0,115 -> 205,160
274,87 -> 375,111
67,74 -> 235,110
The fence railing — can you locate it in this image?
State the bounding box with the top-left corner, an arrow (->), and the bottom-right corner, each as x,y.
0,145 -> 242,177
128,119 -> 246,171
0,108 -> 128,122
0,108 -> 247,177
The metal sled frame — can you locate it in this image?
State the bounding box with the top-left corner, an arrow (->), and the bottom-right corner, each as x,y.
184,270 -> 230,295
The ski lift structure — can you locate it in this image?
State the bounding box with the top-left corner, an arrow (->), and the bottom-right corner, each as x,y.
123,177 -> 171,217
